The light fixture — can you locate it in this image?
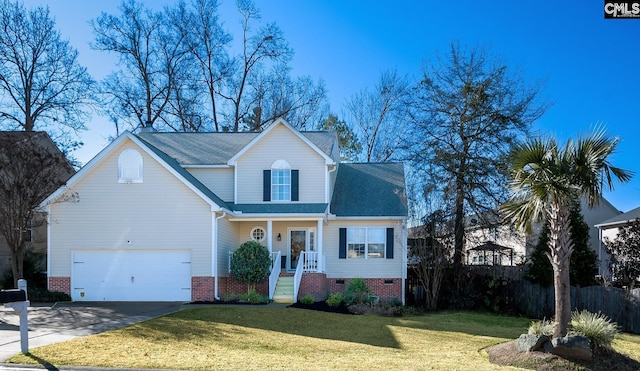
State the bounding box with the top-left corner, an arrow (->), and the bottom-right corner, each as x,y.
277,233 -> 281,241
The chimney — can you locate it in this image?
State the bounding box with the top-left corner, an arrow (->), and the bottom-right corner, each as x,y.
140,121 -> 155,133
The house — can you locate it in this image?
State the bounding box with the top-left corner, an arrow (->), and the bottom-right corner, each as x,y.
41,119 -> 408,303
595,205 -> 640,279
410,196 -> 621,269
0,131 -> 75,280
465,197 -> 621,270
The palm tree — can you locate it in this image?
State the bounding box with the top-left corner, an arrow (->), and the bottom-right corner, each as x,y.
502,129 -> 633,338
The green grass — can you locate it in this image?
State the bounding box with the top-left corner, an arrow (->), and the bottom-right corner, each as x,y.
7,307 -> 640,370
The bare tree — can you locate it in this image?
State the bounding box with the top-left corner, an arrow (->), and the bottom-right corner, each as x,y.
220,0 -> 292,132
410,43 -> 548,274
410,210 -> 453,310
92,0 -> 189,131
0,132 -> 74,286
345,69 -> 411,163
169,0 -> 232,132
0,1 -> 94,137
249,64 -> 328,130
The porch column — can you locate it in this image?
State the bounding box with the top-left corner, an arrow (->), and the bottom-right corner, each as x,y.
317,219 -> 323,272
266,220 -> 273,253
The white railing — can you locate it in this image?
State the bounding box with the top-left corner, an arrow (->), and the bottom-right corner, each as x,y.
302,251 -> 319,272
293,252 -> 304,303
268,251 -> 281,299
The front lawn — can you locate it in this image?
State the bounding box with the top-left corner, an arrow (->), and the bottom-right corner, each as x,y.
7,307 -> 640,370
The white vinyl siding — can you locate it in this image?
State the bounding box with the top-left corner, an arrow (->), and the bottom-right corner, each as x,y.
187,167 -> 234,202
324,220 -> 404,278
48,140 -> 213,278
235,124 -> 327,204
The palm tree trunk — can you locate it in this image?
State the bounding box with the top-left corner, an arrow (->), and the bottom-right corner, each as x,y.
547,199 -> 574,338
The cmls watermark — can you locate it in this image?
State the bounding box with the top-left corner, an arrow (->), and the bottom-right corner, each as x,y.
604,1 -> 640,18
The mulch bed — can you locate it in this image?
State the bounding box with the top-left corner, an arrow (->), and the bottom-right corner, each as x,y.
288,301 -> 355,314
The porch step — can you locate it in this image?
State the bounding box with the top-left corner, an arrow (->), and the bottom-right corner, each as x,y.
273,276 -> 294,304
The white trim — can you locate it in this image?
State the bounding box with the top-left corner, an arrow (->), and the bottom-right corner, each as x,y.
40,132 -> 231,213
227,118 -> 335,166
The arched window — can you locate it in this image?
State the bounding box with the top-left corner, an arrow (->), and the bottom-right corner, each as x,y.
118,149 -> 143,183
271,159 -> 291,201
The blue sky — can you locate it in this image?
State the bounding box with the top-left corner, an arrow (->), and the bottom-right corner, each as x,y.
31,0 -> 640,211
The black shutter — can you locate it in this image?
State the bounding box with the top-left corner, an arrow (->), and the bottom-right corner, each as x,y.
291,170 -> 299,201
263,170 -> 271,201
339,228 -> 347,259
386,228 -> 394,259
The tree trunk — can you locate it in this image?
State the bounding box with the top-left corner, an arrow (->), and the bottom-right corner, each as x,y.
547,199 -> 574,338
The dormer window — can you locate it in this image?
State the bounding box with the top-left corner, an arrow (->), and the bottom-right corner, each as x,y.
118,149 -> 143,183
263,160 -> 299,202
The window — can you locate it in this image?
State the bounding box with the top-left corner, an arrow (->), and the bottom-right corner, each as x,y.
250,227 -> 266,242
271,159 -> 291,201
118,149 -> 143,183
347,227 -> 385,259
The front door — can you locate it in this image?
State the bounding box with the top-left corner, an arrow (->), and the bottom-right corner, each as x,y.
288,228 -> 316,271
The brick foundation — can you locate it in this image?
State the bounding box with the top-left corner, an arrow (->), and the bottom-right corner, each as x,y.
219,276 -> 269,299
298,273 -> 329,301
329,278 -> 402,302
49,276 -> 70,295
191,276 -> 215,302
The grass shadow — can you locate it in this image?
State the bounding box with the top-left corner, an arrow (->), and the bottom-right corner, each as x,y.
134,306 -> 402,349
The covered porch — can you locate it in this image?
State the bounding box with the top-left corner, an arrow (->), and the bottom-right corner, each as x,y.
229,216 -> 327,303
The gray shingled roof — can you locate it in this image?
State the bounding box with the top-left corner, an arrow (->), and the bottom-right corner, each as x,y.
232,203 -> 328,214
137,131 -> 337,165
330,163 -> 407,217
135,135 -> 231,209
596,206 -> 640,228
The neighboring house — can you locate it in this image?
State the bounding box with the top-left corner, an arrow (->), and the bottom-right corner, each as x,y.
41,119 -> 408,303
0,132 -> 75,278
411,196 -> 621,268
595,205 -> 640,278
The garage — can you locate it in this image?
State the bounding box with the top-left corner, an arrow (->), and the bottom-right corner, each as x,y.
71,250 -> 191,301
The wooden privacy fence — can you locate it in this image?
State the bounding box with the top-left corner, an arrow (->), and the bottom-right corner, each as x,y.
509,281 -> 640,334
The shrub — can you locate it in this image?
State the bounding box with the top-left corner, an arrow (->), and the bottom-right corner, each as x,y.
237,289 -> 268,304
527,319 -> 554,336
343,278 -> 371,306
230,241 -> 272,293
571,310 -> 619,350
300,294 -> 314,305
326,293 -> 343,307
27,288 -> 71,302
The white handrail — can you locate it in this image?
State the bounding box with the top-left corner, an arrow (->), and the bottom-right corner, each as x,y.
303,251 -> 318,272
269,251 -> 281,299
293,252 -> 304,303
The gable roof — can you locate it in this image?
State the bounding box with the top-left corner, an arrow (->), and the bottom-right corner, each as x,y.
41,132 -> 231,212
595,205 -> 640,228
227,119 -> 336,165
330,162 -> 407,217
136,127 -> 337,166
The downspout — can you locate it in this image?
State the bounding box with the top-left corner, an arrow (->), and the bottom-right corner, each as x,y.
402,219 -> 407,305
213,211 -> 227,300
327,164 -> 337,204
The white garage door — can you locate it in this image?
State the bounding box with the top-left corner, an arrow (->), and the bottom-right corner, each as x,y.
72,250 -> 191,301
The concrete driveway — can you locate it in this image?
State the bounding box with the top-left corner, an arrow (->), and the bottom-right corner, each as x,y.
0,302 -> 182,362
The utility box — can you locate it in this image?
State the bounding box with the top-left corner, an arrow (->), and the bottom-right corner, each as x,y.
0,289 -> 27,304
